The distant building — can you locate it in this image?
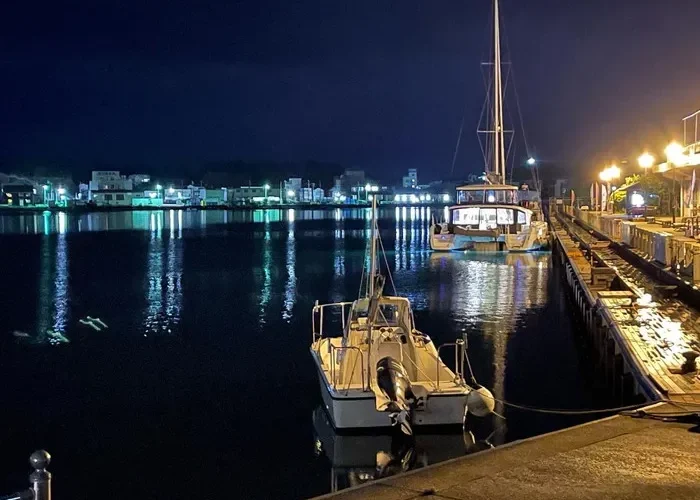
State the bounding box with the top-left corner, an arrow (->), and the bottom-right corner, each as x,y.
89,171 -> 133,192
127,174 -> 151,185
284,177 -> 303,202
402,168 -> 418,189
89,171 -> 134,206
231,185 -> 280,204
1,184 -> 34,206
313,187 -> 325,202
340,169 -> 366,193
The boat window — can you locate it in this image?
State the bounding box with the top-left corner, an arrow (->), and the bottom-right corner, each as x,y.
479,208 -> 497,230
496,208 -> 514,225
516,210 -> 528,224
452,207 -> 479,225
376,304 -> 400,326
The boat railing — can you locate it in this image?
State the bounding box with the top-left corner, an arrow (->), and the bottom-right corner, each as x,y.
329,345 -> 367,392
0,451 -> 51,500
436,340 -> 466,391
312,301 -> 354,345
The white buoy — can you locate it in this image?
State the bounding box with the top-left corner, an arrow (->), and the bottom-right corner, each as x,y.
466,386 -> 496,417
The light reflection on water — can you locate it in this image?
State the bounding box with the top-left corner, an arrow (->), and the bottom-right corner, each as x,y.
0,208 -> 596,499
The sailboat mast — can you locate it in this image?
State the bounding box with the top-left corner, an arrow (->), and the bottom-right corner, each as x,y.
492,0 -> 506,183
368,197 -> 377,297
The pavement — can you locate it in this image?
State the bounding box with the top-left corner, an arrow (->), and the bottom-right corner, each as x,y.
313,404 -> 700,500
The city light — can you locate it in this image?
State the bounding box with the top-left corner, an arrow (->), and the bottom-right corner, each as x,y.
487,194 -> 496,203
665,141 -> 686,165
168,187 -> 175,194
527,157 -> 536,166
426,194 -> 431,202
410,194 -> 419,203
442,194 -> 450,202
394,194 -> 401,202
156,184 -> 163,191
419,195 -> 425,202
367,194 -> 373,201
365,183 -> 371,192
287,190 -> 296,197
148,192 -> 157,199
57,187 -> 66,195
263,184 -> 271,190
401,194 -> 408,202
42,184 -> 48,191
638,152 -> 655,169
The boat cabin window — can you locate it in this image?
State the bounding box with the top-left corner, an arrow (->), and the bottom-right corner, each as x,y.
451,206 -> 531,228
376,304 -> 399,326
457,188 -> 517,205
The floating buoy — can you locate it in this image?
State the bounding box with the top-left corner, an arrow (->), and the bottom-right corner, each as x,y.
466,386 -> 495,417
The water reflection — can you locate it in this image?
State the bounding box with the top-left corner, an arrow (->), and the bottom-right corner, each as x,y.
428,252 -> 549,444
34,230 -> 70,344
143,212 -> 183,335
283,210 -> 296,321
312,407 -> 466,493
259,212 -> 272,325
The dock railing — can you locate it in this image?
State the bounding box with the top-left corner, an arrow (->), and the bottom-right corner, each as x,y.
0,451 -> 51,500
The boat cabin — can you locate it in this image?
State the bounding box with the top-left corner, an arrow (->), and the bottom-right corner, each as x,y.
456,184 -> 519,205
449,204 -> 533,232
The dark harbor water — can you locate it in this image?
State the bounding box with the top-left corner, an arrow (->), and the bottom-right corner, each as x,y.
0,208 -> 607,499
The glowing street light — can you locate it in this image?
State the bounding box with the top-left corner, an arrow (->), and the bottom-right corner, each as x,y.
527,157 -> 536,166
286,189 -> 296,198
156,184 -> 163,191
57,187 -> 66,196
665,142 -> 686,223
598,165 -> 620,213
638,152 -> 655,171
665,141 -> 686,165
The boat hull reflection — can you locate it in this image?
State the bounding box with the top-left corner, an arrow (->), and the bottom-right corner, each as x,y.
313,406 -> 467,492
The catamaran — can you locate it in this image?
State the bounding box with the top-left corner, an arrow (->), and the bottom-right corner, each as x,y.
310,199 -> 473,434
430,0 -> 548,253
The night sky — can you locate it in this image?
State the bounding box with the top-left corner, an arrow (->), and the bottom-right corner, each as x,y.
1,0 -> 699,180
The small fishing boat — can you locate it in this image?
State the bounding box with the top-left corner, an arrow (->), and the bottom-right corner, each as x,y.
310,199 -> 473,434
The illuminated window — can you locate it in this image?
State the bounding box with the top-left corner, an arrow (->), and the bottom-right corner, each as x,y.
497,208 -> 514,225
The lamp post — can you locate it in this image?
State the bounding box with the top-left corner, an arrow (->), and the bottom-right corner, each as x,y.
264,183 -> 270,204
665,141 -> 686,223
599,165 -> 620,213
638,152 -> 655,176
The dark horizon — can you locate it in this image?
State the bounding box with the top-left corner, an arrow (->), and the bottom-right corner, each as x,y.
1,0 -> 699,181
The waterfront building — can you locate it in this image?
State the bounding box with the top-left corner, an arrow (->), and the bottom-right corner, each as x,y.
284,177 -> 303,202
231,185 -> 281,204
402,168 -> 418,189
127,174 -> 151,185
0,184 -> 34,206
88,171 -> 134,206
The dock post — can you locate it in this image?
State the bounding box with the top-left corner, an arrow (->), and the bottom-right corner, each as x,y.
29,450 -> 51,500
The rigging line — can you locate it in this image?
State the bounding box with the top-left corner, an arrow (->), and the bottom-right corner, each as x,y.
378,232 -> 398,296
450,113 -> 466,177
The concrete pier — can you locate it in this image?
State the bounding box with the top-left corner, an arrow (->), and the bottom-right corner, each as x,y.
554,210 -> 700,405
314,404 -> 700,500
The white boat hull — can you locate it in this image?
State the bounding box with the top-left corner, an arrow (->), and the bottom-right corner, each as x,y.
314,355 -> 467,430
429,223 -> 549,253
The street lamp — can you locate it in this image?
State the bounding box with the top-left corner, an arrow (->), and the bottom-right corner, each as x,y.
599,165 -> 620,213
264,184 -> 270,203
638,152 -> 655,174
665,141 -> 687,223
527,157 -> 536,166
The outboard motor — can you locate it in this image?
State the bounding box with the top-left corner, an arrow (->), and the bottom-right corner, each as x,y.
375,356 -> 416,436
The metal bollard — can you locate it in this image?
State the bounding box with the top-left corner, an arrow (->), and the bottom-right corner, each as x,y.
29,451 -> 51,500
